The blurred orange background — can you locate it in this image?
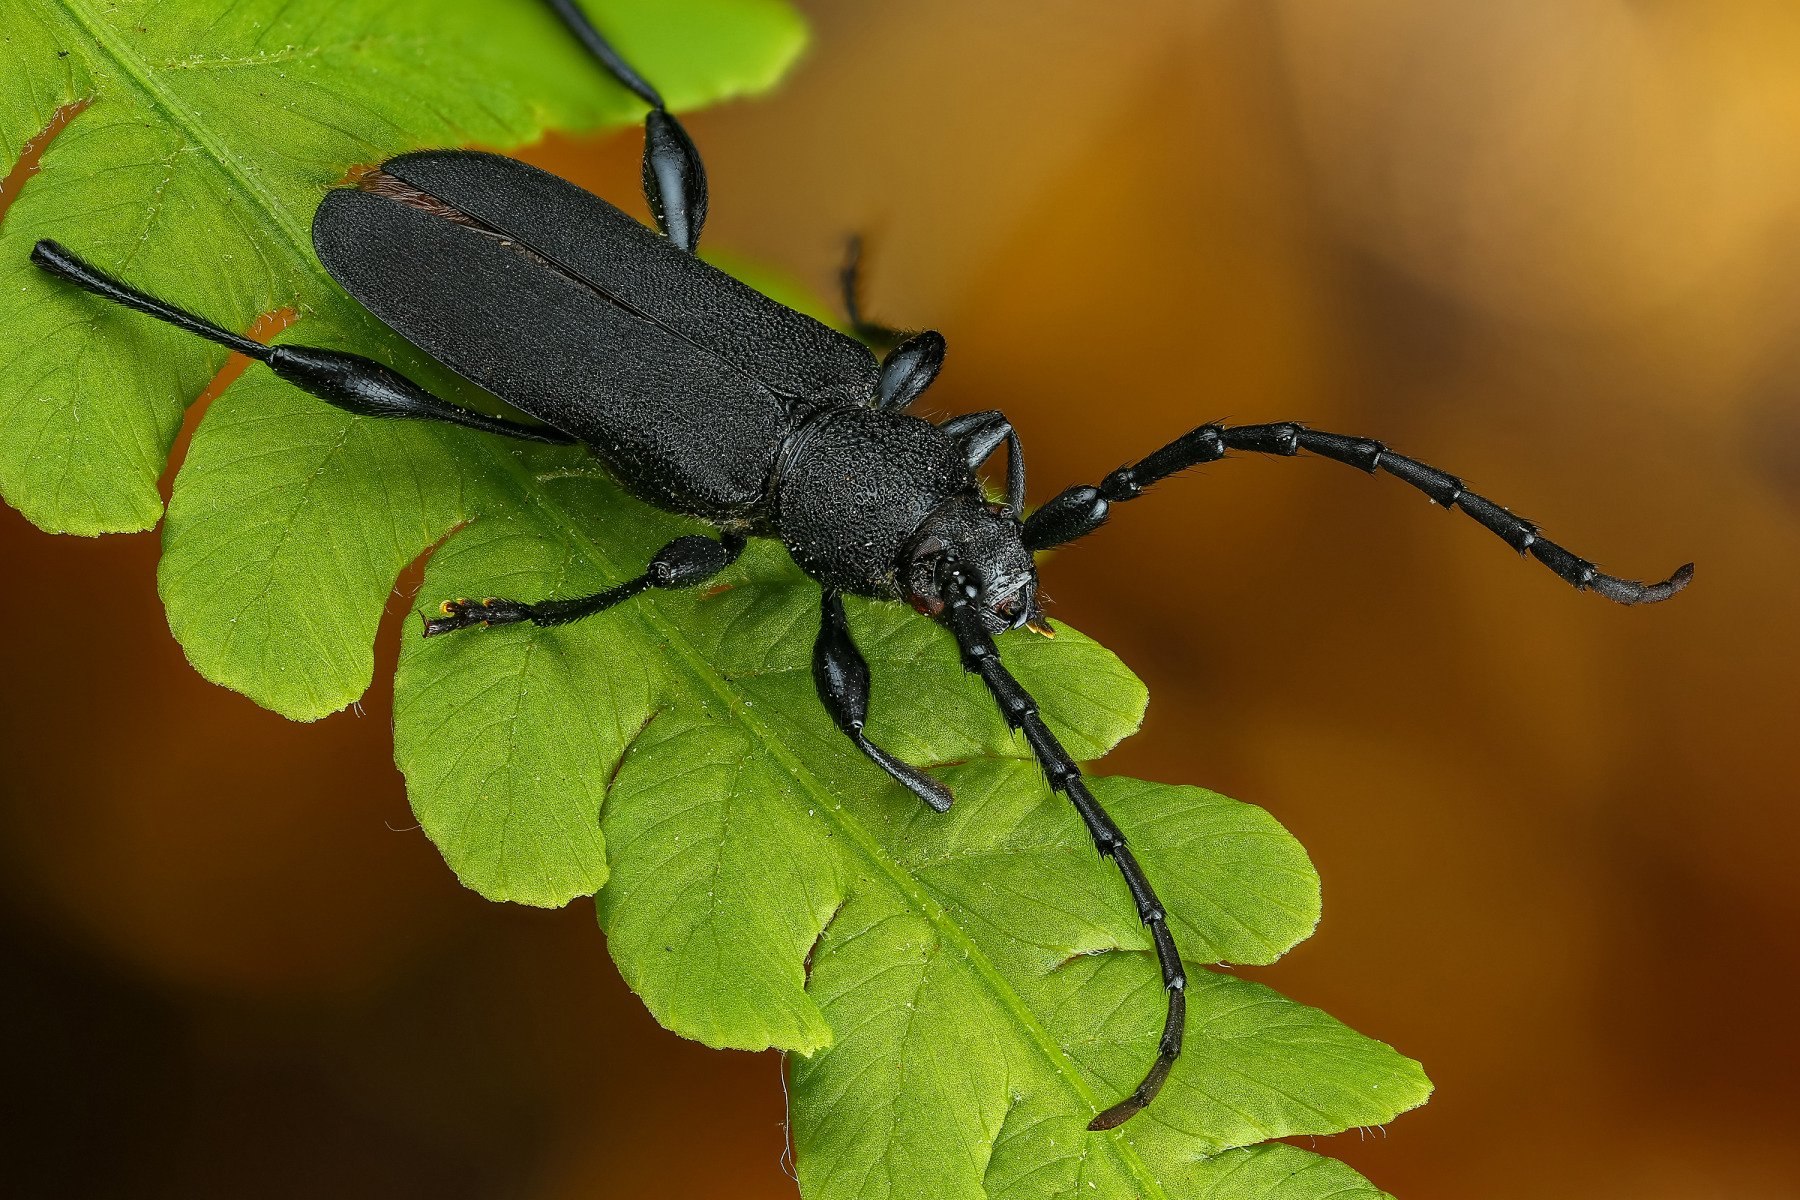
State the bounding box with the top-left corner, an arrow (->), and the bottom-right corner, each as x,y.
3,3 -> 1797,1197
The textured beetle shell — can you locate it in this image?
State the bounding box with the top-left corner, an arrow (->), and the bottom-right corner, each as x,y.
367,152 -> 881,407
314,188 -> 793,519
775,407 -> 974,597
311,149 -> 990,597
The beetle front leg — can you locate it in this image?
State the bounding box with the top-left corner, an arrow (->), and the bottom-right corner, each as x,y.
423,532 -> 744,637
543,0 -> 708,252
939,410 -> 1026,518
812,590 -> 954,813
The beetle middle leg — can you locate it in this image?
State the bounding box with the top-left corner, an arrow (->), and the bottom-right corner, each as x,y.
422,531 -> 745,637
839,234 -> 903,351
840,235 -> 951,414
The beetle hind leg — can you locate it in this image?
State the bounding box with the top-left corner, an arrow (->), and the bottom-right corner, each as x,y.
543,0 -> 708,253
30,240 -> 576,445
423,532 -> 744,637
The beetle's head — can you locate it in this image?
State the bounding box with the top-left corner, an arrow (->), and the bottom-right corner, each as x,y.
901,496 -> 1043,635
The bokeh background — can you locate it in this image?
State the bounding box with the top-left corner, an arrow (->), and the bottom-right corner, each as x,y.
4,2 -> 1797,1197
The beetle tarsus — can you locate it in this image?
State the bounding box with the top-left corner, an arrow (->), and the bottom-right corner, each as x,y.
1593,561 -> 1694,605
421,533 -> 745,641
421,597 -> 530,637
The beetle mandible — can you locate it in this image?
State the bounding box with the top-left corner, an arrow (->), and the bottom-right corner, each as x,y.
27,0 -> 1694,1131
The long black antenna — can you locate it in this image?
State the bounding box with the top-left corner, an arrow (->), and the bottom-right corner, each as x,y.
1022,420 -> 1693,605
938,560 -> 1186,1130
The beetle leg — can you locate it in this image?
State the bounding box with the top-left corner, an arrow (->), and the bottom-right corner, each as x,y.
811,590 -> 954,813
1023,419 -> 1694,605
30,240 -> 577,446
938,561 -> 1185,1130
940,411 -> 1026,518
873,330 -> 948,413
422,532 -> 744,637
543,0 -> 708,253
839,235 -> 950,412
839,233 -> 902,350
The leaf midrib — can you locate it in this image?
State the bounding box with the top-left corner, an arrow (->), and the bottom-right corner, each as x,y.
63,9 -> 1171,1189
490,453 -> 1171,1196
56,0 -> 316,255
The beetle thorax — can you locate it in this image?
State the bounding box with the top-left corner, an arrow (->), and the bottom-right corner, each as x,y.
774,408 -> 980,599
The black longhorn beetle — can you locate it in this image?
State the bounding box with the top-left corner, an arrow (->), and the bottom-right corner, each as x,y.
27,2 -> 1694,1132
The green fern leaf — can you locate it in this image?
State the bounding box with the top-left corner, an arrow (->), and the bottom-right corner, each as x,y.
0,3 -> 1431,1196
